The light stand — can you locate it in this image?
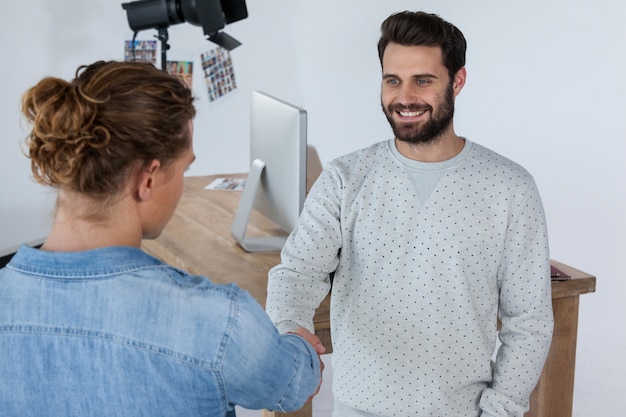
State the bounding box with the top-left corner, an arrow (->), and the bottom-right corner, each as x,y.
155,28 -> 169,71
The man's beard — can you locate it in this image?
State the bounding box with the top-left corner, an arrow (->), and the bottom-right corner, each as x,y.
382,81 -> 455,145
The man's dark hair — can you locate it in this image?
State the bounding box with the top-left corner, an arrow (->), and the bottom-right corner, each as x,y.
377,11 -> 467,79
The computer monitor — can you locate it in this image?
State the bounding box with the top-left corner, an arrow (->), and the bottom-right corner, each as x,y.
231,91 -> 307,252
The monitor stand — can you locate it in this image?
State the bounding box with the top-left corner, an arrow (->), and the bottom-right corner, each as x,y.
231,159 -> 288,252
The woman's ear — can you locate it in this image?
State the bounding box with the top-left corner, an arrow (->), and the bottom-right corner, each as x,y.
137,159 -> 161,202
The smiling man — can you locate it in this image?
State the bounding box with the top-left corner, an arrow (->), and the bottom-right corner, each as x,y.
267,11 -> 554,417
381,41 -> 465,162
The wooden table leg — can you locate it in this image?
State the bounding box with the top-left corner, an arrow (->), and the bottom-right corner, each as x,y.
525,295 -> 580,417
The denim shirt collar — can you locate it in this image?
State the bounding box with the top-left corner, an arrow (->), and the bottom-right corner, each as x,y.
7,245 -> 162,279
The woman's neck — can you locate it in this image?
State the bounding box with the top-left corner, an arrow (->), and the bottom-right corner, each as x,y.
41,190 -> 142,252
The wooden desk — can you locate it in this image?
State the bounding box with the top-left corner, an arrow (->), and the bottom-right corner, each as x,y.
527,260 -> 596,417
142,175 -> 595,417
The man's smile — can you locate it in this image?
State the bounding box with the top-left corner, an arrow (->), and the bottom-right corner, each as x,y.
398,109 -> 427,118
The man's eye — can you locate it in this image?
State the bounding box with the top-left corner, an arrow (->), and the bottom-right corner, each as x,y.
386,79 -> 399,85
417,79 -> 429,85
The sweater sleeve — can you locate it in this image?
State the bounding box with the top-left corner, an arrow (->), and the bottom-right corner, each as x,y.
479,178 -> 554,417
266,165 -> 341,334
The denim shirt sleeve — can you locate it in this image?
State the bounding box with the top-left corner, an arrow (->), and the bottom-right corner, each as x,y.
220,289 -> 321,413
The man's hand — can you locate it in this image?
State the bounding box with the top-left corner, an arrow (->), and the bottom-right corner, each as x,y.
292,327 -> 326,402
293,327 -> 326,354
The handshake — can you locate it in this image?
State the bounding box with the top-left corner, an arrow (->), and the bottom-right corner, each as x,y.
292,327 -> 327,403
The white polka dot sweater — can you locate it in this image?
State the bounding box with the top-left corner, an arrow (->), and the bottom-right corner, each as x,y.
267,139 -> 554,417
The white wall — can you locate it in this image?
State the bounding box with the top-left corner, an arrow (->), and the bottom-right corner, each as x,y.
1,0 -> 624,415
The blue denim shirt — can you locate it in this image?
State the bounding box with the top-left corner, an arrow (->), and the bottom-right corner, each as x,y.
0,245 -> 320,416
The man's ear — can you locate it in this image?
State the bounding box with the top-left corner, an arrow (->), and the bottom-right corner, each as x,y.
137,159 -> 161,202
453,67 -> 467,96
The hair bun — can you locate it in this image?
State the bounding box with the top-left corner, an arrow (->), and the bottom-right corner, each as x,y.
23,76 -> 109,187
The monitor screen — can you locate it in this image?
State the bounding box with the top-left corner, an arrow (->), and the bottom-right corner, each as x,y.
231,91 -> 307,252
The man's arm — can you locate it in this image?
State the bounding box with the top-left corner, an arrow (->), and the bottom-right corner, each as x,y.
479,180 -> 554,417
266,166 -> 343,334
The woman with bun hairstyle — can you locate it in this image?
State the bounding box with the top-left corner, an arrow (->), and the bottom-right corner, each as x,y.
0,60 -> 322,417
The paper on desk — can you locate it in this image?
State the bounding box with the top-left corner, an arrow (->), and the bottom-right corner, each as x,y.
205,178 -> 246,191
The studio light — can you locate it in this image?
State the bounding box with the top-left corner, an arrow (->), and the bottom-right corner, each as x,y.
121,0 -> 248,55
